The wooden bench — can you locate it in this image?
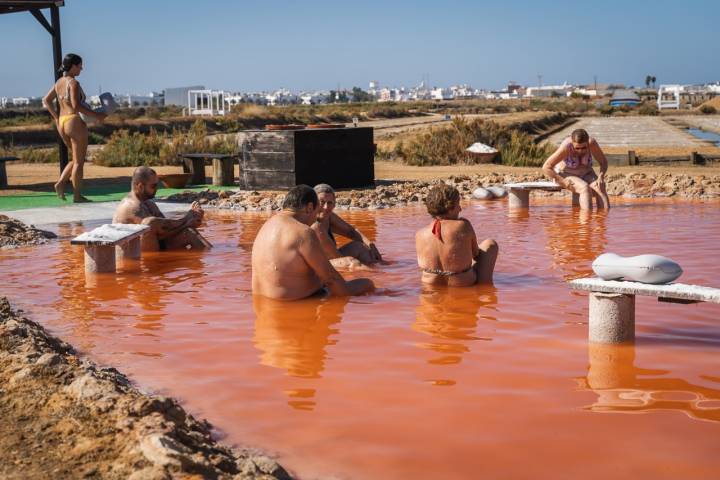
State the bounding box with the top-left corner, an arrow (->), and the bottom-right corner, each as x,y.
178,153 -> 237,186
569,277 -> 720,343
71,224 -> 149,273
0,156 -> 19,188
504,181 -> 562,209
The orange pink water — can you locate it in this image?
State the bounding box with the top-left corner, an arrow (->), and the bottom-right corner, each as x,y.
2,198 -> 720,479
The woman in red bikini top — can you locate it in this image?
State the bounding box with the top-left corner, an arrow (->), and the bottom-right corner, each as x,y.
415,184 -> 498,287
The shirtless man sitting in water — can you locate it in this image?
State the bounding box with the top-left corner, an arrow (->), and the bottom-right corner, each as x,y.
252,184 -> 374,300
113,166 -> 211,251
415,183 -> 498,287
310,183 -> 382,270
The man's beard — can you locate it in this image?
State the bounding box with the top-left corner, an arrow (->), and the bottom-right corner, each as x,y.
140,190 -> 155,201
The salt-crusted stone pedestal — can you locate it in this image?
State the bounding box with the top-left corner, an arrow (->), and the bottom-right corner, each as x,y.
570,277 -> 720,344
504,182 -> 562,210
71,224 -> 149,274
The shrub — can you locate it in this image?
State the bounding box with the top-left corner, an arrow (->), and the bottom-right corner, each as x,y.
93,119 -> 237,167
93,129 -> 166,167
637,104 -> 659,116
598,104 -> 615,116
699,105 -> 717,115
0,146 -> 59,163
395,117 -> 554,167
498,131 -> 555,167
88,132 -> 106,144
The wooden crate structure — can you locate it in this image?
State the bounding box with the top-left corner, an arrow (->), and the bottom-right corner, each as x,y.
237,127 -> 375,189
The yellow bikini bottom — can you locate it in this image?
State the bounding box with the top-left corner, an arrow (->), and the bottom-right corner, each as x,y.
59,113 -> 81,129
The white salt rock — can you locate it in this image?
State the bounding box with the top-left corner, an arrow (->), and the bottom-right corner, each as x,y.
466,142 -> 498,154
487,186 -> 507,198
472,187 -> 494,200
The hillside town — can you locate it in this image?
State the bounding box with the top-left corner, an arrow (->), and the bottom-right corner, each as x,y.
3,79 -> 719,114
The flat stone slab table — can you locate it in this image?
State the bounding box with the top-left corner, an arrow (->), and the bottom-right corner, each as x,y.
504,181 -> 562,209
71,224 -> 149,273
569,277 -> 720,343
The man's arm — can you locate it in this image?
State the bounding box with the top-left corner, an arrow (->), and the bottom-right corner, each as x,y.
330,213 -> 382,261
299,228 -> 374,296
542,144 -> 569,187
310,222 -> 343,259
115,199 -> 194,239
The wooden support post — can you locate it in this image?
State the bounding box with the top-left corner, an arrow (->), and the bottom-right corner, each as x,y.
213,157 -> 235,186
184,157 -> 206,185
0,162 -> 7,189
50,5 -> 69,174
589,292 -> 635,344
628,150 -> 637,166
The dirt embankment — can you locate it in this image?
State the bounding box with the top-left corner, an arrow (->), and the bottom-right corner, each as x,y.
0,298 -> 293,480
164,171 -> 720,212
0,215 -> 56,248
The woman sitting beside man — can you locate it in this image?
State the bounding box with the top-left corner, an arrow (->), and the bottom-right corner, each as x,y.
415,183 -> 498,286
311,183 -> 383,270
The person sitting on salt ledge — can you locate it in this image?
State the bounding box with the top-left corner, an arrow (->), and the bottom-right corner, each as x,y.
113,166 -> 211,251
415,183 -> 498,286
310,183 -> 383,270
252,185 -> 374,300
542,128 -> 610,210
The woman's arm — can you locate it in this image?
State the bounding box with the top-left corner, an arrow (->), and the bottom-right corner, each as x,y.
541,144 -> 569,187
42,86 -> 59,121
69,79 -> 105,119
589,138 -> 608,177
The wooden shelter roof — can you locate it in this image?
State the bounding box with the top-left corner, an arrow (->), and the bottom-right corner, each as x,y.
0,1 -> 64,15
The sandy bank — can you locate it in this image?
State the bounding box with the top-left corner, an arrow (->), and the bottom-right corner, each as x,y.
0,298 -> 293,479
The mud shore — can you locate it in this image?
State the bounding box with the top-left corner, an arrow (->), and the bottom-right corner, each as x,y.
0,214 -> 55,248
0,298 -> 293,480
165,171 -> 720,212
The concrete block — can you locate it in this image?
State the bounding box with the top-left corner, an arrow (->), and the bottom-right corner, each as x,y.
84,245 -> 116,273
589,292 -> 635,343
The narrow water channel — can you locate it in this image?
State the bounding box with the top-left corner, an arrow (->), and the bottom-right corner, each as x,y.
687,127 -> 720,147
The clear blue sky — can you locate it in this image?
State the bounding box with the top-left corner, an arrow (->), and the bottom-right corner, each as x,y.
2,0 -> 719,97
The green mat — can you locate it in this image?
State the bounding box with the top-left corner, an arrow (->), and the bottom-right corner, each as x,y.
0,184 -> 229,211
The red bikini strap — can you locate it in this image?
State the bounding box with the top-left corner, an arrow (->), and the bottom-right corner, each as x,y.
431,218 -> 442,241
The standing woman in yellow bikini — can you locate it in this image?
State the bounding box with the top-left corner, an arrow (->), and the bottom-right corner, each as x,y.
42,53 -> 106,202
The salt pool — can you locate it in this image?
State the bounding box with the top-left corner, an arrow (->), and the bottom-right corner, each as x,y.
1,198 -> 719,479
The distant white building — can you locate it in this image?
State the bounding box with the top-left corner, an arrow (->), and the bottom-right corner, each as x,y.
165,86 -> 204,107
657,85 -> 682,110
188,89 -> 227,116
0,97 -> 7,108
122,92 -> 163,107
300,92 -> 328,105
525,83 -> 574,97
12,97 -> 30,106
430,87 -> 453,100
570,87 -> 598,97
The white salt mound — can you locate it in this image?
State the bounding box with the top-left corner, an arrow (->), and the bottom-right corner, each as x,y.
487,186 -> 507,198
472,187 -> 494,200
466,142 -> 498,154
592,253 -> 683,284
